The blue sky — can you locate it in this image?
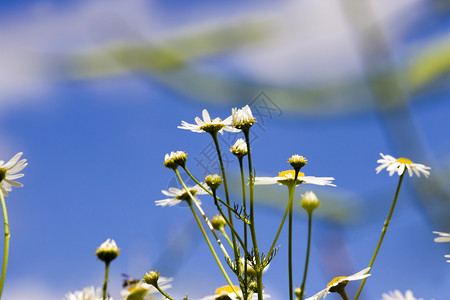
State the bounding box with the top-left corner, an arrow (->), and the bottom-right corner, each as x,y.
0,0 -> 449,299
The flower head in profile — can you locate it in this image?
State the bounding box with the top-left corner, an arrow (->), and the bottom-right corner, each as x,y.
231,105 -> 256,130
163,151 -> 187,170
300,191 -> 321,214
64,286 -> 103,300
178,109 -> 239,135
199,285 -> 269,300
433,231 -> 450,262
230,138 -> 248,158
0,152 -> 27,197
121,277 -> 173,300
156,185 -> 208,207
254,170 -> 335,187
381,290 -> 422,300
288,154 -> 308,172
95,238 -> 120,264
376,153 -> 430,178
305,267 -> 370,300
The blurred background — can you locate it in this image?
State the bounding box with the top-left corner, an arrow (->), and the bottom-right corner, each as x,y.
0,0 -> 449,299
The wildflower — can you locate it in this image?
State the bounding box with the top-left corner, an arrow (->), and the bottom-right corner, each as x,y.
211,215 -> 227,231
0,152 -> 27,197
95,239 -> 119,264
300,191 -> 320,214
199,285 -> 268,300
231,105 -> 256,130
121,277 -> 173,300
163,151 -> 187,170
381,290 -> 422,300
288,154 -> 308,172
156,185 -> 207,207
205,174 -> 222,191
64,286 -> 103,300
178,109 -> 239,135
375,153 -> 430,178
254,170 -> 335,187
305,267 -> 370,300
230,138 -> 248,158
143,270 -> 160,287
433,231 -> 450,262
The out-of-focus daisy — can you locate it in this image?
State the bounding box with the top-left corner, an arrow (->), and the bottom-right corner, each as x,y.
121,277 -> 173,300
231,105 -> 256,130
375,153 -> 430,178
156,185 -> 208,207
254,170 -> 335,187
163,151 -> 187,170
64,286 -> 103,300
178,109 -> 239,135
199,285 -> 269,300
0,152 -> 27,197
433,231 -> 450,262
381,290 -> 422,300
305,267 -> 370,300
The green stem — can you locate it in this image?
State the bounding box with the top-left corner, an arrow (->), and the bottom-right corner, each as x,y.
174,169 -> 239,298
155,284 -> 175,300
239,157 -> 248,299
338,288 -> 350,300
102,261 -> 110,300
220,228 -> 234,249
299,212 -> 312,300
354,173 -> 405,300
243,129 -> 263,300
0,190 -> 9,299
288,196 -> 294,300
210,133 -> 240,270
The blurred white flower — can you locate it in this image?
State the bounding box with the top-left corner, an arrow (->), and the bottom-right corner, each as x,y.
254,170 -> 335,187
156,185 -> 208,207
305,267 -> 370,300
199,285 -> 269,300
64,286 -> 103,300
375,153 -> 430,178
121,277 -> 172,300
0,152 -> 27,196
178,109 -> 239,135
381,290 -> 422,300
433,231 -> 450,262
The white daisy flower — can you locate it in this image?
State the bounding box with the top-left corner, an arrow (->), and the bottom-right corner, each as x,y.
121,277 -> 173,300
163,151 -> 187,169
254,170 -> 336,187
433,231 -> 450,262
375,153 -> 430,178
199,285 -> 269,300
231,105 -> 256,129
381,290 -> 422,300
305,267 -> 370,300
230,138 -> 248,157
64,286 -> 104,300
178,109 -> 239,135
156,185 -> 208,207
0,152 -> 27,197
95,238 -> 120,263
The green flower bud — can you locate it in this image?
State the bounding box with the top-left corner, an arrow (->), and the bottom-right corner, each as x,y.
95,239 -> 119,264
143,270 -> 160,287
211,215 -> 227,231
300,191 -> 320,214
205,174 -> 222,191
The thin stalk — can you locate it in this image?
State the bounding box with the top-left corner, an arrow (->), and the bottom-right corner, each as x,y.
299,212 -> 313,300
288,197 -> 294,300
239,157 -> 248,299
0,190 -> 10,298
102,262 -> 110,300
354,173 -> 405,300
220,228 -> 234,249
243,129 -> 262,300
174,169 -> 239,297
154,284 -> 175,300
337,289 -> 350,300
210,133 -> 240,269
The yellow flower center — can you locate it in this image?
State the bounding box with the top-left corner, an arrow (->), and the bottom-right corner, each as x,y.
215,285 -> 239,295
0,168 -> 6,183
397,157 -> 413,164
327,276 -> 346,288
278,170 -> 304,178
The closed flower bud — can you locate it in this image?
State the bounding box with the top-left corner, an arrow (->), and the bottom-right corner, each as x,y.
95,239 -> 119,264
300,191 -> 320,214
205,174 -> 222,191
230,138 -> 248,158
288,154 -> 308,172
211,215 -> 227,231
143,270 -> 160,287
